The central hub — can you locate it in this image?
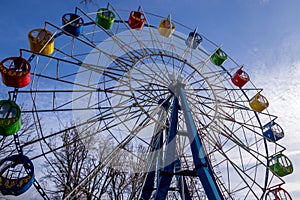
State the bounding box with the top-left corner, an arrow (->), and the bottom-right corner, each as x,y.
168,73 -> 185,95
126,53 -> 218,129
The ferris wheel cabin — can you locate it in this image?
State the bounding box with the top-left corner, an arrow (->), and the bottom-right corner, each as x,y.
28,28 -> 54,55
158,17 -> 175,37
231,67 -> 250,88
96,8 -> 115,30
0,56 -> 31,88
210,48 -> 227,66
0,154 -> 34,196
128,8 -> 146,30
62,13 -> 84,37
268,152 -> 293,177
185,30 -> 203,49
249,92 -> 269,112
0,100 -> 21,136
264,185 -> 292,200
263,120 -> 284,142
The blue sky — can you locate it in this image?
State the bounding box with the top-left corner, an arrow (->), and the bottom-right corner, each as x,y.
0,0 -> 299,199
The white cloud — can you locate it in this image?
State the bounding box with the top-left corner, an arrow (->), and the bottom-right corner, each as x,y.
248,32 -> 300,198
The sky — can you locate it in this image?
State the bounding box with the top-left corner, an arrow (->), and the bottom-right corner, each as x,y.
0,0 -> 299,199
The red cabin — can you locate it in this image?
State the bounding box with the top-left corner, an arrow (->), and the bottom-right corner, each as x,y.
128,8 -> 146,30
231,67 -> 249,87
265,186 -> 292,200
0,56 -> 31,88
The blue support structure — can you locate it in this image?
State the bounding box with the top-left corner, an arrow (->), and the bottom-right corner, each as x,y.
154,96 -> 179,199
154,96 -> 192,200
141,82 -> 223,199
177,85 -> 224,200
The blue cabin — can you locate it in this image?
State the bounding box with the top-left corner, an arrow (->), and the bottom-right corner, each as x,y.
62,13 -> 84,37
0,154 -> 34,196
263,120 -> 284,142
185,30 -> 202,49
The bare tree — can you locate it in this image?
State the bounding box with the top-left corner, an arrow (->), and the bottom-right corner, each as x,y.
104,145 -> 145,200
41,124 -> 144,200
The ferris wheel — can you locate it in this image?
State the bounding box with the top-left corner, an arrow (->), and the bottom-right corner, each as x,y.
0,3 -> 294,200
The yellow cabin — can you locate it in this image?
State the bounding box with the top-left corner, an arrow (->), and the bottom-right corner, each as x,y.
28,28 -> 54,55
